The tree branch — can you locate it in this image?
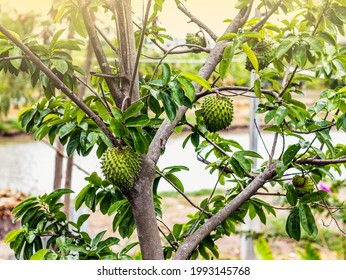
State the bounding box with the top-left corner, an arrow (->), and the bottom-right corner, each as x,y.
0,24 -> 119,147
128,0 -> 152,103
113,0 -> 140,104
173,163 -> 277,260
79,1 -> 124,108
195,85 -> 279,100
176,2 -> 218,41
296,156 -> 346,165
157,170 -> 212,217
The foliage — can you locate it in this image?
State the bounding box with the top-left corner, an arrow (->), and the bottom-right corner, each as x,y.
1,0 -> 346,260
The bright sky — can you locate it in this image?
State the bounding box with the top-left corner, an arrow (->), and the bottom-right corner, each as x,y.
0,0 -> 240,38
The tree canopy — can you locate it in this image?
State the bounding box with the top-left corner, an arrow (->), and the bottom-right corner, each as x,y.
1,0 -> 346,260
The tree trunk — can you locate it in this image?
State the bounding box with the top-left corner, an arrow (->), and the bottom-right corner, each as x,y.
113,0 -> 140,103
53,141 -> 64,190
64,155 -> 74,220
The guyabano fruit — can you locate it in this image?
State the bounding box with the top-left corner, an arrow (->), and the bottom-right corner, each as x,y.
292,175 -> 305,188
245,39 -> 277,71
292,175 -> 315,197
101,146 -> 141,191
186,33 -> 206,47
201,95 -> 234,132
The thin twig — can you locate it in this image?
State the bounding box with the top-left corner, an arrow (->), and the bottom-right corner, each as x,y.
185,121 -> 231,158
0,55 -> 26,62
74,74 -> 112,115
306,173 -> 346,236
249,0 -> 284,32
128,0 -> 152,101
150,44 -> 211,81
186,166 -> 226,237
195,85 -> 279,100
99,83 -> 113,115
157,218 -> 178,248
254,120 -> 271,158
158,227 -> 177,250
268,132 -> 279,166
95,25 -> 118,53
42,139 -> 90,175
156,170 -> 212,217
176,2 -> 218,41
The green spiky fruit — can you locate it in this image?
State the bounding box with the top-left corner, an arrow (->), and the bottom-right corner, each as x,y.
101,146 -> 141,191
201,95 -> 234,132
245,39 -> 277,71
186,33 -> 206,47
292,175 -> 305,188
292,176 -> 315,197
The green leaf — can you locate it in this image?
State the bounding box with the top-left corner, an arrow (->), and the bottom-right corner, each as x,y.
4,229 -> 24,243
159,92 -> 176,121
110,119 -> 126,139
241,44 -> 258,72
229,157 -> 245,178
123,102 -> 145,121
299,190 -> 327,204
76,214 -> 90,229
75,185 -> 91,210
283,144 -> 300,165
170,80 -> 185,106
66,130 -> 80,156
125,115 -> 150,127
286,206 -> 301,241
120,242 -> 139,256
45,188 -> 74,204
254,79 -> 262,98
51,58 -> 68,74
21,108 -> 37,129
177,76 -> 196,102
161,63 -> 171,85
71,13 -> 87,37
49,29 -> 66,50
254,236 -> 274,260
299,204 -> 318,238
219,44 -> 234,80
165,173 -> 184,192
111,107 -> 123,121
316,32 -> 336,46
274,106 -> 289,126
96,237 -> 120,253
179,72 -> 211,91
108,199 -> 127,216
58,123 -> 76,138
234,150 -> 263,159
232,152 -> 251,173
276,161 -> 287,178
285,183 -> 297,206
30,249 -> 51,260
217,32 -> 237,42
293,44 -> 307,68
128,127 -> 149,154
148,96 -> 162,115
91,230 -> 107,249
85,187 -> 96,210
276,37 -> 298,58
9,47 -> 22,70
303,36 -> 323,53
